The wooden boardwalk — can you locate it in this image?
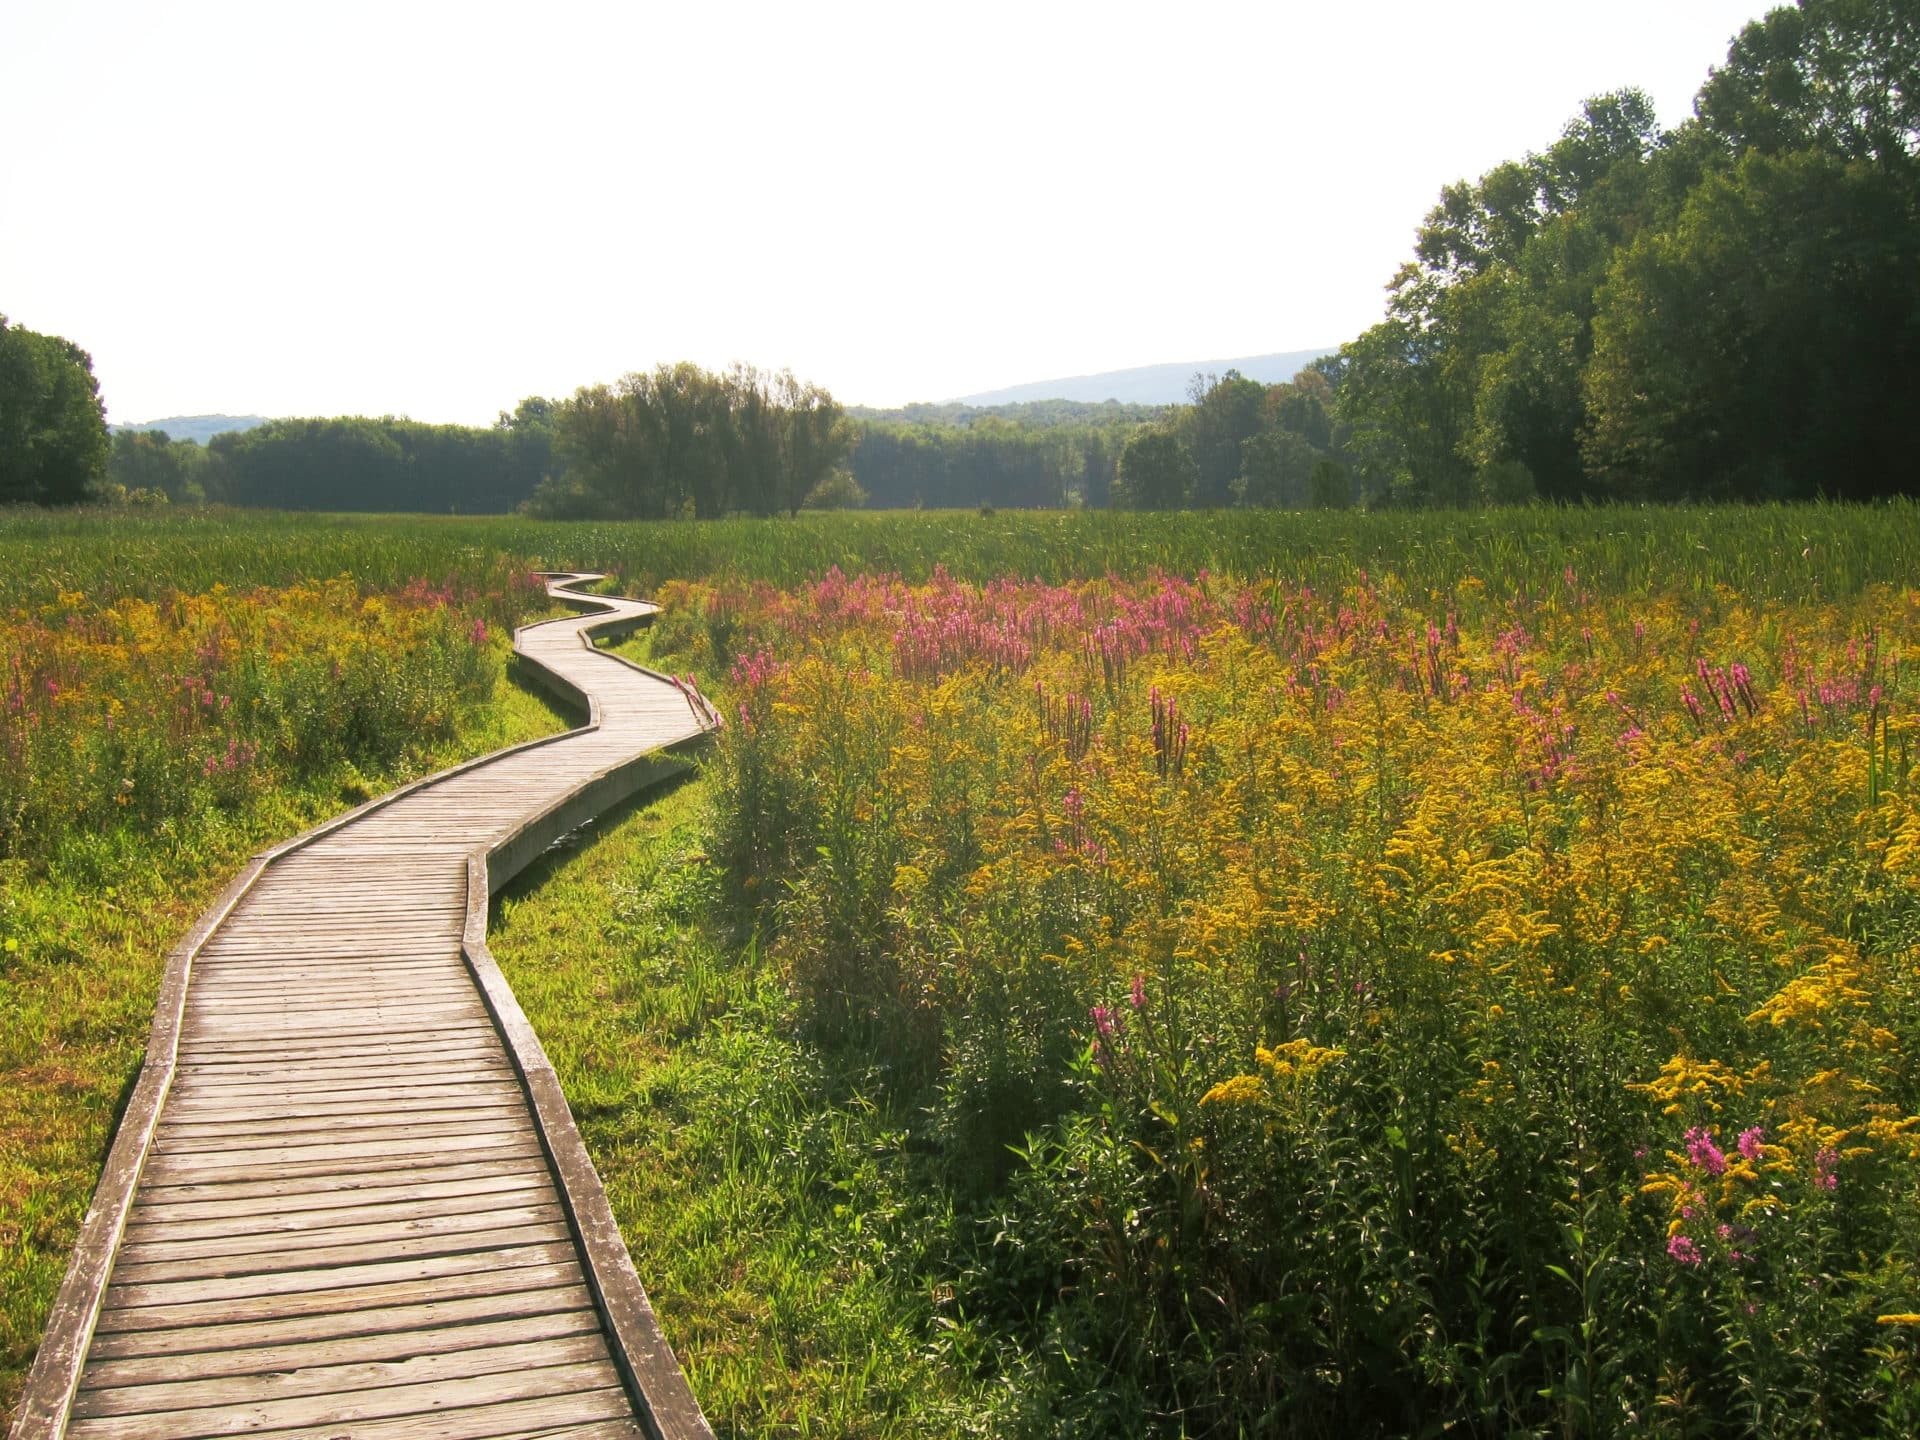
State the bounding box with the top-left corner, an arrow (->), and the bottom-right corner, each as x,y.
15,576 -> 718,1440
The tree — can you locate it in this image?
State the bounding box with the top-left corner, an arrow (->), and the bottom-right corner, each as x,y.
1583,147 -> 1920,499
1308,458 -> 1352,509
1113,428 -> 1196,510
1179,370 -> 1267,506
108,429 -> 215,503
1236,428 -> 1319,508
0,316 -> 110,506
1696,0 -> 1920,166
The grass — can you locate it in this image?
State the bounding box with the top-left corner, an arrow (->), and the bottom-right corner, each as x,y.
487,775 -> 989,1438
9,501 -> 1920,610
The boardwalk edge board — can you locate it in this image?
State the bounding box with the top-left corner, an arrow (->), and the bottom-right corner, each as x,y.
13,573 -> 717,1440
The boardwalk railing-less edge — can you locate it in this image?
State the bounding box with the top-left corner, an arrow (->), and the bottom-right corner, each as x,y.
13,574 -> 718,1440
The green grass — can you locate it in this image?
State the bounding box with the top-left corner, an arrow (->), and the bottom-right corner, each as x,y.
0,679 -> 572,1424
9,501 -> 1920,610
488,777 -> 989,1438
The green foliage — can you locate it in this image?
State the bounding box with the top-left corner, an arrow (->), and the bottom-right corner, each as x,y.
1336,2 -> 1920,505
530,363 -> 850,519
0,316 -> 109,507
1584,147 -> 1920,499
211,409 -> 554,512
802,468 -> 869,510
105,429 -> 215,504
1113,428 -> 1197,510
851,417 -> 1092,510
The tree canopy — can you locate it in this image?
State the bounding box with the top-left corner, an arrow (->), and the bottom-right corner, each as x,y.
0,316 -> 109,506
1337,0 -> 1920,506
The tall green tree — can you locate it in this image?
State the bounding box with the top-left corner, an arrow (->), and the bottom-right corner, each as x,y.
1584,146 -> 1920,498
1113,428 -> 1197,510
1179,369 -> 1268,506
0,316 -> 110,506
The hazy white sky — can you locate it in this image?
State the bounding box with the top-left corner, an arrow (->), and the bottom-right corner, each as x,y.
3,0 -> 1777,423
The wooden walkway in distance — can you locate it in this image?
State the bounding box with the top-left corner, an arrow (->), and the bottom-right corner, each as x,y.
14,575 -> 718,1440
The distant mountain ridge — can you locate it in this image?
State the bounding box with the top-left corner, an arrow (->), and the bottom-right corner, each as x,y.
950,348 -> 1336,407
112,414 -> 268,444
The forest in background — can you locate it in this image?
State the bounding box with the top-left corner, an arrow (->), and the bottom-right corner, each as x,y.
3,0 -> 1913,516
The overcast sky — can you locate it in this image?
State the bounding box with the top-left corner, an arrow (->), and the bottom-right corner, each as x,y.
3,0 -> 1778,424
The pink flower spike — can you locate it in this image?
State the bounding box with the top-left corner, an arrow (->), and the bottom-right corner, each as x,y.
1129,973 -> 1145,1009
1668,1234 -> 1703,1267
1737,1126 -> 1764,1161
1684,1126 -> 1728,1177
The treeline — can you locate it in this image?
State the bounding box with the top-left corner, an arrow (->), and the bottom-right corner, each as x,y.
849,404 -> 1152,510
1108,364 -> 1352,510
1339,0 -> 1920,505
92,369 -> 853,517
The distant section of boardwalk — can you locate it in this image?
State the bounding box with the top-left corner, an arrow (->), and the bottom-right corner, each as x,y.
15,575 -> 717,1440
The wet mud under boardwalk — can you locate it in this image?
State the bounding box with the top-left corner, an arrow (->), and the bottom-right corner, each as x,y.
17,576 -> 715,1440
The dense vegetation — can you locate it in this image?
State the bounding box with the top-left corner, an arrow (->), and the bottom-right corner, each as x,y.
1339,0 -> 1920,505
0,316 -> 108,507
661,554 -> 1920,1434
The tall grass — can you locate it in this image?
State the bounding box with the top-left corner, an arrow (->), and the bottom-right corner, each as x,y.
6,501 -> 1920,609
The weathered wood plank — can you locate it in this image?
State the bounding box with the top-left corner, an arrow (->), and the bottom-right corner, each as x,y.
77,1307 -> 606,1388
72,1333 -> 613,1418
115,1202 -> 569,1265
63,1359 -> 626,1439
108,1221 -> 573,1285
101,1246 -> 583,1321
123,1181 -> 553,1241
129,1168 -> 549,1225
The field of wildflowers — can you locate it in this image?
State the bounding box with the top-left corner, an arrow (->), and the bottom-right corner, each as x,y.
649,563 -> 1920,1435
12,504 -> 1920,1433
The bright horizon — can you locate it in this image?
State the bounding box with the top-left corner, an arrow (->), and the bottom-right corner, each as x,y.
3,0 -> 1778,425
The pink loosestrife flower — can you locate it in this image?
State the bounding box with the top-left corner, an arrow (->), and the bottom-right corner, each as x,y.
1685,1126 -> 1728,1177
1737,1126 -> 1765,1162
1668,1234 -> 1703,1266
1815,1147 -> 1840,1191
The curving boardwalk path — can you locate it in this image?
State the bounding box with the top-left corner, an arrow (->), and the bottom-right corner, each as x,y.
15,576 -> 717,1440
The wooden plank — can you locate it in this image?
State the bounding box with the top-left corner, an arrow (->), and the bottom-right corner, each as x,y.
124,1180 -> 553,1240
101,1245 -> 582,1320
130,1156 -> 547,1208
77,1308 -> 605,1388
162,1090 -> 525,1124
115,1203 -> 568,1265
140,1133 -> 542,1186
93,1290 -> 596,1366
167,1075 -> 523,1105
129,1168 -> 550,1224
108,1221 -> 572,1285
63,1358 -> 626,1439
176,1040 -> 509,1069
72,1333 -> 613,1418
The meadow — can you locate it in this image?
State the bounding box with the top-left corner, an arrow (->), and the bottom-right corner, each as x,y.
7,503 -> 1920,1435
627,559 -> 1920,1437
